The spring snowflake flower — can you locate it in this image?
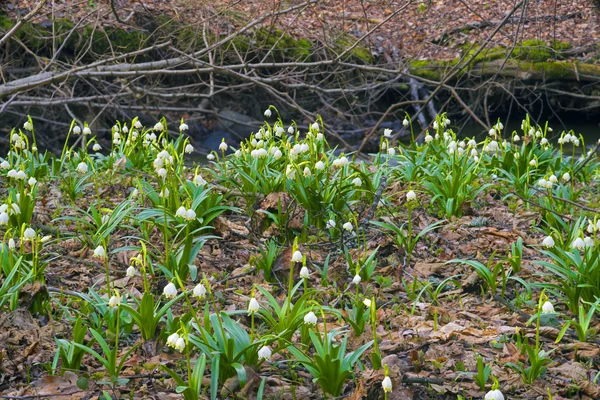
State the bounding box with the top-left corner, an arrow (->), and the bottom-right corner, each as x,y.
433,121 -> 438,130
299,266 -> 309,279
193,174 -> 207,186
0,160 -> 9,169
218,141 -> 228,152
108,293 -> 121,308
185,144 -> 194,154
248,297 -> 260,314
207,154 -> 215,161
332,156 -> 349,167
529,159 -> 538,167
154,122 -> 164,131
264,109 -> 272,118
273,148 -> 282,159
76,162 -> 88,174
167,333 -> 179,348
73,126 -> 81,134
157,168 -> 167,179
403,118 -> 409,127
179,123 -> 189,131
316,133 -> 323,140
425,135 -> 433,143
513,135 -> 520,142
406,190 -> 417,202
382,376 -> 392,392
541,138 -> 548,145
303,167 -> 311,177
312,122 -> 319,131
93,245 -> 106,259
185,209 -> 196,221
292,250 -> 303,263
275,126 -> 285,137
315,161 -> 325,170
542,301 -> 555,313
15,170 -> 26,180
126,265 -> 136,277
8,238 -> 15,249
304,311 -> 317,325
484,141 -> 499,152
326,219 -> 336,229
562,172 -> 571,182
387,148 -> 395,156
23,227 -> 36,240
585,236 -> 595,247
549,175 -> 558,183
24,121 -> 33,131
159,188 -> 169,198
384,128 -> 393,138
92,143 -> 102,152
484,389 -> 504,400
28,177 -> 37,186
174,337 -> 185,352
40,235 -> 51,243
163,282 -> 177,298
381,142 -> 387,150
352,274 -> 362,285
81,126 -> 91,135
542,236 -> 555,248
352,177 -> 362,186
258,345 -> 272,361
193,283 -> 206,299
572,237 -> 585,250
343,222 -> 354,231
0,213 -> 8,225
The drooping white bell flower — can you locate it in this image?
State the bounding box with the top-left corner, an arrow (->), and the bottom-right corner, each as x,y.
291,250 -> 303,263
304,311 -> 317,325
264,109 -> 272,118
193,283 -> 206,299
352,274 -> 362,285
167,332 -> 179,348
174,337 -> 186,352
382,376 -> 392,393
163,282 -> 177,298
384,128 -> 393,138
403,118 -> 409,127
154,122 -> 164,131
312,122 -> 319,131
83,127 -> 92,135
484,389 -> 504,400
219,141 -> 228,151
126,265 -> 136,277
108,293 -> 121,308
315,161 -> 325,170
73,126 -> 81,134
23,227 -> 36,240
258,345 -> 272,361
326,219 -> 336,229
342,222 -> 354,231
179,123 -> 189,131
76,162 -> 88,174
0,213 -> 8,225
541,301 -> 555,313
28,177 -> 37,186
185,144 -> 194,154
248,297 -> 260,314
542,236 -> 555,248
299,266 -> 309,279
406,190 -> 417,202
352,177 -> 362,187
572,237 -> 585,250
93,245 -> 106,259
157,168 -> 167,179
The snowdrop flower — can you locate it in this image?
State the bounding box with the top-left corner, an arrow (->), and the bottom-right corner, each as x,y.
193,283 -> 206,299
332,156 -> 349,167
529,159 -> 537,167
562,172 -> 571,182
93,143 -> 102,151
154,122 -> 164,131
185,209 -> 196,221
303,167 -> 311,177
304,311 -> 317,325
326,219 -> 336,229
23,121 -> 33,131
292,250 -> 303,263
79,125 -> 90,135
485,141 -> 499,152
585,236 -> 595,247
537,178 -> 547,188
484,389 -> 504,400
343,222 -> 354,231
76,162 -> 88,174
406,190 -> 417,202
157,168 -> 167,179
219,141 -> 228,151
424,135 -> 433,143
489,128 -> 497,137
470,148 -> 478,157
23,227 -> 36,240
0,213 -> 8,225
541,138 -> 548,146
275,126 -> 285,137
108,293 -> 121,308
167,333 -> 179,348
248,297 -> 260,314
352,274 -> 362,285
207,154 -> 215,161
312,122 -> 319,131
264,109 -> 272,118
387,148 -> 395,156
315,161 -> 325,170
542,301 -> 555,313
542,236 -> 555,248
549,175 -> 558,184
273,149 -> 283,159
235,150 -> 242,158
15,170 -> 26,180
382,376 -> 392,392
179,123 -> 188,131
28,177 -> 37,186
93,245 -> 106,259
176,206 -> 187,218
287,126 -> 295,134
0,160 -> 9,169
352,177 -> 362,186
163,282 -> 177,298
572,237 -> 585,250
299,266 -> 309,279
126,265 -> 136,277
384,128 -> 393,138
403,118 -> 409,127
73,126 -> 81,134
174,337 -> 185,352
185,144 -> 194,154
258,345 -> 272,361
513,135 -> 520,142
573,138 -> 580,146
194,174 -> 207,186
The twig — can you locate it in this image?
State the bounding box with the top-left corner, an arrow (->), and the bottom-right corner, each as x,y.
0,0 -> 48,47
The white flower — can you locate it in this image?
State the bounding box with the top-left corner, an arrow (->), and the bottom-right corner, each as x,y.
549,175 -> 558,183
316,133 -> 323,141
315,161 -> 325,170
40,235 -> 51,243
363,298 -> 372,308
513,135 -> 520,142
585,236 -> 595,247
93,245 -> 106,259
11,203 -> 20,215
174,337 -> 185,352
273,149 -> 283,159
134,120 -> 143,129
15,170 -> 26,180
424,135 -> 433,143
403,118 -> 409,127
387,148 -> 395,156
179,123 -> 189,131
538,178 -> 547,188
73,126 -> 81,134
382,376 -> 392,392
167,333 -> 179,348
489,128 -> 497,137
352,274 -> 361,285
219,141 -> 228,151
573,138 -> 580,146
470,149 -> 478,157
23,121 -> 33,131
77,162 -> 88,174
312,122 -> 319,131
352,177 -> 362,186
264,109 -> 272,118
126,266 -> 136,277
0,160 -> 9,169
406,190 -> 417,202
163,282 -> 177,298
185,144 -> 194,154
288,126 -> 295,134
292,250 -> 303,263
258,345 -> 272,361
484,389 -> 504,400
28,177 -> 37,186
108,294 -> 121,308
8,238 -> 16,249
384,128 -> 393,138
194,174 -> 207,186
122,126 -> 128,133
542,301 -> 555,313
433,121 -> 438,130
193,283 -> 206,299
235,150 -> 242,158
176,206 -> 187,218
326,219 -> 336,229
160,188 -> 169,198
299,266 -> 309,279
184,209 -> 196,221
154,122 -> 164,131
332,156 -> 349,167
93,143 -> 102,151
248,297 -> 260,313
157,168 -> 167,179
207,154 -> 215,161
541,138 -> 548,145
304,311 -> 317,325
485,140 -> 499,152
542,236 -> 555,248
0,213 -> 8,225
275,126 -> 285,137
303,167 -> 311,177
572,237 -> 585,250
529,159 -> 537,167
562,172 -> 571,182
381,142 -> 387,150
343,222 -> 353,231
83,126 -> 91,135
23,227 -> 36,240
